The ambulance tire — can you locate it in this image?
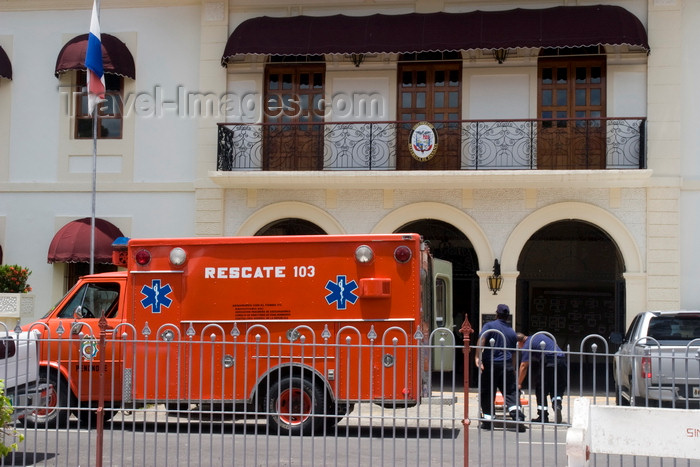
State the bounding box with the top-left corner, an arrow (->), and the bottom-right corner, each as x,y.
268,376 -> 325,436
24,370 -> 70,429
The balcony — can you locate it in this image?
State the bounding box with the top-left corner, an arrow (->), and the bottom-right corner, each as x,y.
217,118 -> 645,172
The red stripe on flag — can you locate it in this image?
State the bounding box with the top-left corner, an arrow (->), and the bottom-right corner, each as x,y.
88,70 -> 105,99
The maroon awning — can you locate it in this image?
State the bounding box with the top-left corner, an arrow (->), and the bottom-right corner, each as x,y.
0,45 -> 11,80
222,5 -> 649,64
54,33 -> 135,79
47,218 -> 125,264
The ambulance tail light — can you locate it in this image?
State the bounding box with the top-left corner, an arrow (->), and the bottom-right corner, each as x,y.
169,247 -> 187,266
394,245 -> 412,263
135,249 -> 151,266
355,245 -> 374,264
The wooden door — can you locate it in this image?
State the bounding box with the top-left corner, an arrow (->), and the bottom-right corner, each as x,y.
538,57 -> 606,169
264,65 -> 325,170
397,63 -> 461,170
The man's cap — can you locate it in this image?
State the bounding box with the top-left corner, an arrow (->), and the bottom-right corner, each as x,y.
496,304 -> 510,315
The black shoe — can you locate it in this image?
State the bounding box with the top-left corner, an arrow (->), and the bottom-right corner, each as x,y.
480,421 -> 492,430
555,409 -> 563,424
508,420 -> 527,432
531,416 -> 549,423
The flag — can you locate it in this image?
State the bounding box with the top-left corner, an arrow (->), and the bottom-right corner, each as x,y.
84,0 -> 105,116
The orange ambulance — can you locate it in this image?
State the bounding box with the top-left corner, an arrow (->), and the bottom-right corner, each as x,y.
26,234 -> 453,434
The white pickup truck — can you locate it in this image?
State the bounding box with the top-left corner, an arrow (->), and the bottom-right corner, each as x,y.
612,310 -> 700,408
0,331 -> 50,421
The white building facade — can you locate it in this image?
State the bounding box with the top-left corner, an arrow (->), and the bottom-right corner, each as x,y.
0,0 -> 696,353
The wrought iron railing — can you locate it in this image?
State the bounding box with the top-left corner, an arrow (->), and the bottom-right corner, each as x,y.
217,118 -> 646,171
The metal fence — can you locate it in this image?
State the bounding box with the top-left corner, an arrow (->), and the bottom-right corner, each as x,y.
0,322 -> 698,467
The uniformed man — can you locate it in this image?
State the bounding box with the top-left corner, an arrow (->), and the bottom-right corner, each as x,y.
475,304 -> 526,431
517,331 -> 567,423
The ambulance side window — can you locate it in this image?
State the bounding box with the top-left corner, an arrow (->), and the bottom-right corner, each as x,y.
57,283 -> 120,319
434,278 -> 447,328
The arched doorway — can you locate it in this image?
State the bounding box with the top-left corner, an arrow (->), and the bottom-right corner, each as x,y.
395,219 -> 478,378
516,220 -> 625,352
255,218 -> 327,236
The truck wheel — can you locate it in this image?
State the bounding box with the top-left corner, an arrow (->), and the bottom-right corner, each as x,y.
268,376 -> 325,436
24,370 -> 70,428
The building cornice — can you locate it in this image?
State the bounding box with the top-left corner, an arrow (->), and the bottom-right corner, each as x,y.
208,169 -> 654,190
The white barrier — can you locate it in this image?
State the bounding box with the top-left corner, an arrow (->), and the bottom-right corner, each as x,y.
566,397 -> 700,466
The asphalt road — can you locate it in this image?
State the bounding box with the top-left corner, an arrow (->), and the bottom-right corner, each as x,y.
4,393 -> 579,467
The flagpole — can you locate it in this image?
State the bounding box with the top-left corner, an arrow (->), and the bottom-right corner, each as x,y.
90,100 -> 97,275
88,0 -> 102,275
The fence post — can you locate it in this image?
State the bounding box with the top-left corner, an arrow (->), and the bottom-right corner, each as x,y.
95,315 -> 108,467
460,316 -> 474,467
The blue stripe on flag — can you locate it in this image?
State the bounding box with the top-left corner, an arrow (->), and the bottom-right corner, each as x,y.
85,32 -> 103,78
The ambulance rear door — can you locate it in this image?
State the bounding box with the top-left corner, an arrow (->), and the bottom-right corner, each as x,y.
431,258 -> 454,372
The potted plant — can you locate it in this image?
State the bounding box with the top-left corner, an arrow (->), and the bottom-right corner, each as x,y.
0,382 -> 23,458
0,265 -> 31,294
0,265 -> 34,330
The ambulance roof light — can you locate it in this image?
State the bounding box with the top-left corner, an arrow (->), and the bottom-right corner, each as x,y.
135,249 -> 151,266
112,236 -> 130,250
394,245 -> 412,263
355,245 -> 374,264
111,237 -> 130,267
170,247 -> 187,266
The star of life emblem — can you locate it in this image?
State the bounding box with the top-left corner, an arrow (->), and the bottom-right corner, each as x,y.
140,279 -> 173,313
325,275 -> 359,310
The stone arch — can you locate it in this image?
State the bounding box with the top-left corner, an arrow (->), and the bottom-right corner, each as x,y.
502,202 -> 642,273
236,202 -> 345,236
502,202 -> 645,333
372,202 -> 494,270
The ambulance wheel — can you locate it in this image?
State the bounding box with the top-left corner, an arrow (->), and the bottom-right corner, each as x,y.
268,376 -> 325,436
24,370 -> 70,428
